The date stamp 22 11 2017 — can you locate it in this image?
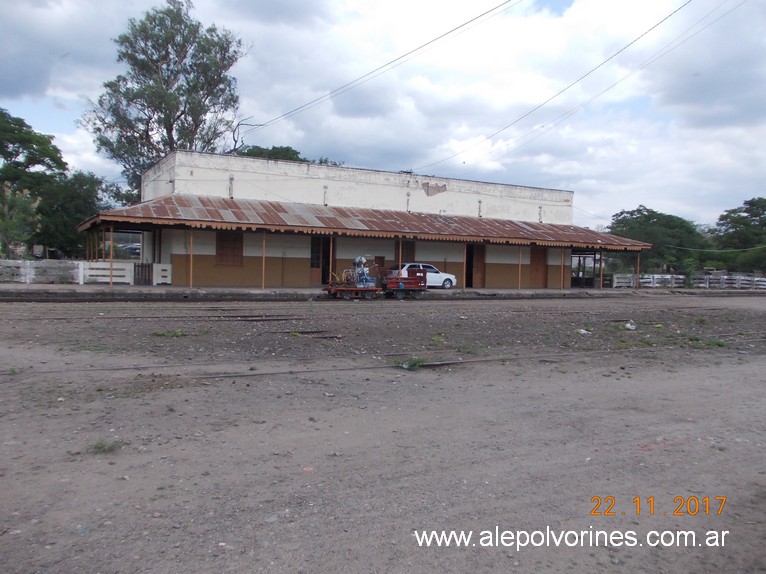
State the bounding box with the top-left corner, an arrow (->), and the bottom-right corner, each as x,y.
590,496 -> 727,517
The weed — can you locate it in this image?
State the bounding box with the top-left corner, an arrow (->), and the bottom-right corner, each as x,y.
289,332 -> 300,337
430,332 -> 446,345
706,339 -> 726,348
618,339 -> 631,350
8,367 -> 17,375
390,356 -> 429,371
152,329 -> 186,338
454,342 -> 487,354
86,438 -> 126,455
696,316 -> 709,326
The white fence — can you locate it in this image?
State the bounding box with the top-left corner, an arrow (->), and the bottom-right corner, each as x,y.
611,273 -> 766,289
0,260 -> 172,285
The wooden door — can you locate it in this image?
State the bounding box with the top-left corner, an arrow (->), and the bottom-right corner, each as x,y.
529,246 -> 548,288
471,245 -> 485,288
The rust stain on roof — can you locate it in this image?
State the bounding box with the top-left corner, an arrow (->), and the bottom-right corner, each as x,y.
79,194 -> 650,251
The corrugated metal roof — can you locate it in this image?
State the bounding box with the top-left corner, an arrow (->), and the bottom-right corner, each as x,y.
79,193 -> 650,251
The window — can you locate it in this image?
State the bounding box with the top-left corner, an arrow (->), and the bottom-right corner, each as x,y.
216,231 -> 243,266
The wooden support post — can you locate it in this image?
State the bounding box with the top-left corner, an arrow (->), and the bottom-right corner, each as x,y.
518,246 -> 522,290
462,243 -> 467,290
108,226 -> 114,286
329,235 -> 334,279
188,230 -> 194,288
261,230 -> 266,289
599,250 -> 604,289
636,252 -> 641,289
560,249 -> 565,290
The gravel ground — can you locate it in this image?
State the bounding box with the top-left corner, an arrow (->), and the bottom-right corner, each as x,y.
0,293 -> 764,573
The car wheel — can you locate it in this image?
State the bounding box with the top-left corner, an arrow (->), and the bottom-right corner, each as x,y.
442,278 -> 453,289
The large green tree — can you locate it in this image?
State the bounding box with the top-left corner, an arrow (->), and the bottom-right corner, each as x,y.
0,108 -> 67,258
608,205 -> 710,272
34,171 -> 110,258
81,0 -> 244,199
714,197 -> 766,272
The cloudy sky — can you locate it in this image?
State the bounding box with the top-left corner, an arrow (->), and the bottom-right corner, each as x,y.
1,0 -> 763,228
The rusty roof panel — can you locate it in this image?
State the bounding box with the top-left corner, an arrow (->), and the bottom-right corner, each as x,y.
84,194 -> 650,250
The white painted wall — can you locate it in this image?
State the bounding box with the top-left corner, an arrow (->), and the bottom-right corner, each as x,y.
263,235 -> 310,258
547,248 -> 572,265
142,151 -> 574,225
335,238 -> 394,259
162,229 -> 310,258
486,245 -> 531,265
415,241 -> 465,263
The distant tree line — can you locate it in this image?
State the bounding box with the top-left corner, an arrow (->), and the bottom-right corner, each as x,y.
607,202 -> 766,274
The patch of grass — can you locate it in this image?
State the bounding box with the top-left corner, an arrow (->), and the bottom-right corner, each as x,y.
390,356 -> 429,371
430,332 -> 446,345
152,329 -> 186,338
696,316 -> 709,325
453,342 -> 487,354
8,367 -> 17,375
684,335 -> 726,349
289,331 -> 300,337
86,438 -> 126,455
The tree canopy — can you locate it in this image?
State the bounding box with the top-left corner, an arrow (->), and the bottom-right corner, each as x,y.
33,171 -> 106,258
81,0 -> 244,198
714,197 -> 766,272
608,205 -> 711,273
236,145 -> 305,162
1,108 -> 67,188
1,108 -> 66,258
234,145 -> 344,166
1,108 -> 117,259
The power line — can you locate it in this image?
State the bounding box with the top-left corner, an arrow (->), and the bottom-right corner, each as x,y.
240,0 -> 520,138
481,0 -> 748,165
666,244 -> 766,253
415,0 -> 695,171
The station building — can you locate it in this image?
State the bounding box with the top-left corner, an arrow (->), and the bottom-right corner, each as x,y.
78,151 -> 649,289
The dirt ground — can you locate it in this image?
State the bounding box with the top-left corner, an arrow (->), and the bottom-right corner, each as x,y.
0,292 -> 764,574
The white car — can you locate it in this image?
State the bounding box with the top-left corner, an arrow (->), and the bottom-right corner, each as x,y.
387,263 -> 457,289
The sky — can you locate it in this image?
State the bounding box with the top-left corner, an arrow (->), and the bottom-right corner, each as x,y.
1,0 -> 764,229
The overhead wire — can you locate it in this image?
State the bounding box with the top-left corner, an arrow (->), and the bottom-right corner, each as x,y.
239,0 -> 521,138
415,0 -> 695,171
665,244 -> 766,253
477,0 -> 750,167
427,0 -> 745,204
